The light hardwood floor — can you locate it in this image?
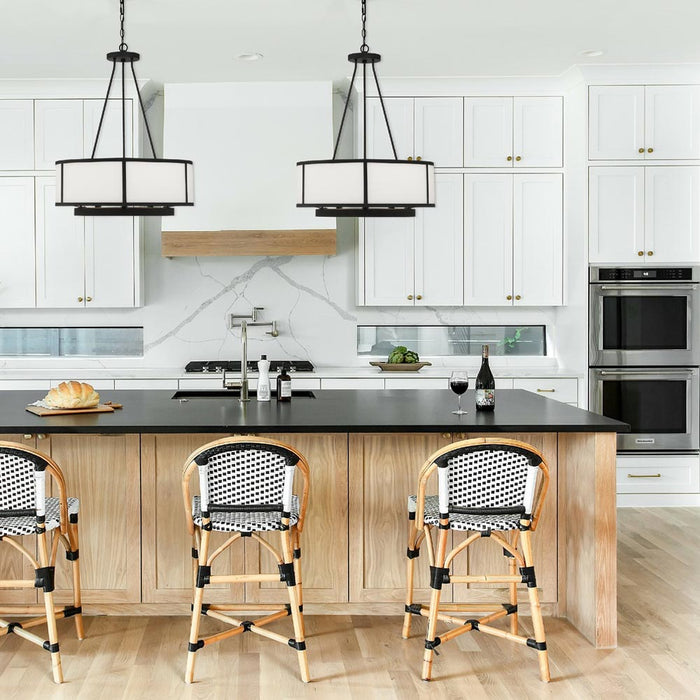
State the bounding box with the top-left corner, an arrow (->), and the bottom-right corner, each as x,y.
1,507 -> 699,699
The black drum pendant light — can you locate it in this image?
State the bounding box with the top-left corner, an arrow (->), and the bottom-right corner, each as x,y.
55,0 -> 193,216
296,0 -> 435,218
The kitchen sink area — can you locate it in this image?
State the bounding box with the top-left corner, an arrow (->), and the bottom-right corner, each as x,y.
171,389 -> 317,399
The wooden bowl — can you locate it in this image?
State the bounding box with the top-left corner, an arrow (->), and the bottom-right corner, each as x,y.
369,361 -> 432,372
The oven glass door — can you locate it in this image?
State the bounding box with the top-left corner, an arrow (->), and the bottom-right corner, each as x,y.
590,284 -> 699,366
590,368 -> 699,451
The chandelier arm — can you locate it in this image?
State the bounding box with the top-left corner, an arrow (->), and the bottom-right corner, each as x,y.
332,62 -> 359,160
130,60 -> 158,159
90,60 -> 117,158
371,62 -> 398,161
362,61 -> 367,160
121,60 -> 127,160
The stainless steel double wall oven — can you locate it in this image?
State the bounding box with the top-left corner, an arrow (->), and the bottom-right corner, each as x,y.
589,266 -> 700,452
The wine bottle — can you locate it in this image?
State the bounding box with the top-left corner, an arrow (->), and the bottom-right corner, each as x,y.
475,345 -> 495,412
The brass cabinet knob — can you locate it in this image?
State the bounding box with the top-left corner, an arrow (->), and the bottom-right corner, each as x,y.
86,296 -> 93,302
416,294 -> 423,300
515,156 -> 522,161
78,297 -> 84,302
416,156 -> 422,161
515,294 -> 522,300
23,434 -> 33,439
647,147 -> 654,153
506,294 -> 512,300
407,294 -> 414,300
407,156 -> 413,161
647,251 -> 654,256
37,434 -> 46,440
637,250 -> 644,256
638,147 -> 645,153
507,155 -> 513,161
441,432 -> 450,439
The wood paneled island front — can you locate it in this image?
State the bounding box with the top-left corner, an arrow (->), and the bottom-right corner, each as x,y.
0,389 -> 627,648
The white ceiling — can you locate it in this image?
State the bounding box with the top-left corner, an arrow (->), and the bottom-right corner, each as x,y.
2,0 -> 700,84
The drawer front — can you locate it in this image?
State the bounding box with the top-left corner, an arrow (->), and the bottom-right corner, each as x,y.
114,379 -> 179,390
51,378 -> 115,391
513,377 -> 578,404
617,455 -> 700,494
285,377 -> 321,390
321,378 -> 385,390
0,380 -> 52,391
385,377 -> 446,390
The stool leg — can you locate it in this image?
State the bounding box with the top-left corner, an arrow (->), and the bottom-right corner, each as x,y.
292,527 -> 305,639
282,528 -> 309,683
422,525 -> 448,682
519,529 -> 550,682
68,516 -> 85,640
38,530 -> 63,684
508,545 -> 518,636
402,520 -> 419,639
186,525 -> 210,684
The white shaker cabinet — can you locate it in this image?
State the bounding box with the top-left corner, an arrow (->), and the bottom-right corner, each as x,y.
83,99 -> 133,158
34,100 -> 83,170
464,96 -> 562,167
589,85 -> 700,160
362,174 -> 463,306
0,177 -> 36,307
0,100 -> 34,170
589,166 -> 700,264
365,97 -> 463,167
465,174 -> 563,306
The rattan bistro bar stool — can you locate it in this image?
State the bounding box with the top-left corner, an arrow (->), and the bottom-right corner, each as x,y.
402,438 -> 550,682
182,436 -> 310,683
0,442 -> 84,684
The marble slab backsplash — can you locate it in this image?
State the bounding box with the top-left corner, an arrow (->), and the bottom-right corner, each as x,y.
0,217 -> 566,370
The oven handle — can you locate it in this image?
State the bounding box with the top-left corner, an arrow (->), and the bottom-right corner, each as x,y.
597,369 -> 697,376
598,284 -> 698,291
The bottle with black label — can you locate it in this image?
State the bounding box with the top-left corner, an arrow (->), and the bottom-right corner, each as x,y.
475,344 -> 495,411
276,363 -> 292,402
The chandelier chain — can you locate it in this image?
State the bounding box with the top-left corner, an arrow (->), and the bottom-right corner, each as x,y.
119,0 -> 128,51
360,0 -> 369,52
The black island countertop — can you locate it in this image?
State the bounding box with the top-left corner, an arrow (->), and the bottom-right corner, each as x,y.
0,389 -> 629,434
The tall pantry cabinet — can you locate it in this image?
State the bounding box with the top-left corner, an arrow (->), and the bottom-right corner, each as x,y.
0,90 -> 143,309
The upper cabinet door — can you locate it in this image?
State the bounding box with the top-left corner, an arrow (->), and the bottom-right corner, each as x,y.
414,98 -> 463,167
35,178 -> 86,308
513,97 -> 563,167
84,99 -> 133,158
645,86 -> 700,160
589,86 -> 645,160
85,217 -> 136,307
363,217 -> 415,306
513,174 -> 563,306
464,174 -> 513,306
0,100 -> 34,169
364,97 -> 413,160
34,100 -> 83,170
589,167 -> 645,264
464,97 -> 513,167
414,174 -> 463,306
645,167 -> 700,263
0,177 -> 36,308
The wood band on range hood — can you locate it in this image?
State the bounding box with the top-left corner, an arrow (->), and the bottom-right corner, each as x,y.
161,229 -> 336,256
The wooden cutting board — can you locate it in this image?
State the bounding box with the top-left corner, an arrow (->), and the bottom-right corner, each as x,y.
25,403 -> 120,417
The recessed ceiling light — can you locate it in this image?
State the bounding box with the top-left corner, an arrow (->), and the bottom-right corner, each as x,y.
579,49 -> 605,57
237,52 -> 264,62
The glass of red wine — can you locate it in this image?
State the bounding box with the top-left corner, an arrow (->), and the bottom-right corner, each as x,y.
449,371 -> 469,415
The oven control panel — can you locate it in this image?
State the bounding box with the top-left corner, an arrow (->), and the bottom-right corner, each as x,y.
595,267 -> 693,281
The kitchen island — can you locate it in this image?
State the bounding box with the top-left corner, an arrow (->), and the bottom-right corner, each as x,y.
0,389 -> 626,648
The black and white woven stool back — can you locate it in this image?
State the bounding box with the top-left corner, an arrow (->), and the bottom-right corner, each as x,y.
436,445 -> 542,520
0,446 -> 49,523
193,442 -> 299,517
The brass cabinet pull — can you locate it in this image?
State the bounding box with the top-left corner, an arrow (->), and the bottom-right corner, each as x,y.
638,147 -> 645,153
515,156 -> 522,161
86,296 -> 93,302
637,250 -> 644,256
515,294 -> 521,300
506,294 -> 512,300
441,432 -> 450,439
647,147 -> 654,153
407,156 -> 413,161
37,434 -> 46,440
416,156 -> 422,161
627,473 -> 661,478
407,294 -> 414,300
78,297 -> 84,302
536,388 -> 556,393
507,155 -> 513,161
23,434 -> 33,439
647,251 -> 654,256
416,294 -> 423,300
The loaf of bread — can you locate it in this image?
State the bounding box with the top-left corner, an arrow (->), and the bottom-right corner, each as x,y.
44,381 -> 100,409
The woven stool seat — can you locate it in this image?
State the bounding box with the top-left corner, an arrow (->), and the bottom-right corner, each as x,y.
191,495 -> 299,532
0,497 -> 79,537
408,495 -> 522,532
